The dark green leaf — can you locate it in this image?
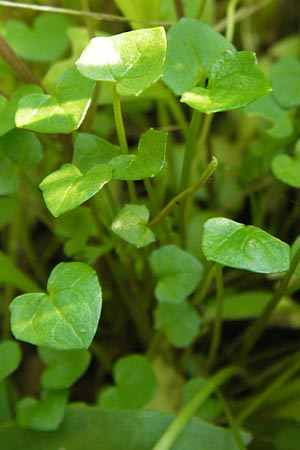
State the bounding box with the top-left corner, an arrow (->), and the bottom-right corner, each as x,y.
38,347 -> 91,390
155,301 -> 201,348
0,341 -> 22,381
10,262 -> 102,350
163,18 -> 234,95
39,163 -> 112,217
202,217 -> 290,273
181,51 -> 272,113
98,354 -> 157,408
150,245 -> 204,303
111,204 -> 155,248
0,129 -> 43,168
15,67 -> 95,134
0,196 -> 20,229
16,390 -> 68,431
76,27 -> 166,96
0,251 -> 40,292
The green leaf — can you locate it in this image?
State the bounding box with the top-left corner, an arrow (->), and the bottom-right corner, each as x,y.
98,354 -> 158,409
0,85 -> 41,137
10,262 -> 102,350
155,301 -> 201,348
0,341 -> 22,381
4,14 -> 70,62
16,390 -> 68,431
0,129 -> 43,168
73,133 -> 120,173
272,153 -> 300,188
38,347 -> 91,390
39,163 -> 112,217
109,128 -> 167,180
291,236 -> 300,277
183,378 -> 223,420
150,245 -> 204,303
244,93 -> 294,139
181,51 -> 272,113
111,204 -> 155,248
0,251 -> 40,292
0,156 -> 19,195
206,290 -> 271,320
163,18 -> 234,95
270,56 -> 300,108
15,67 -> 95,134
76,27 -> 166,96
202,217 -> 290,273
0,196 -> 20,229
0,404 -> 251,450
112,0 -> 161,29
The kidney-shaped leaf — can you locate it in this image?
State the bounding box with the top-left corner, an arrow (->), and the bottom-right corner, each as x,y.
109,128 -> 167,180
155,301 -> 201,348
10,262 -> 102,350
163,18 -> 234,95
39,163 -> 112,217
150,245 -> 204,303
16,67 -> 95,134
111,204 -> 155,248
272,153 -> 300,188
76,27 -> 166,96
181,51 -> 272,113
38,347 -> 91,390
0,340 -> 22,382
202,217 -> 290,273
98,354 -> 158,409
16,390 -> 68,431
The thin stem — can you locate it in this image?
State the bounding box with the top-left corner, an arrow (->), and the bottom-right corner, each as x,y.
152,366 -> 240,450
207,264 -> 224,371
80,0 -> 95,38
236,354 -> 300,425
180,111 -> 202,191
226,0 -> 242,42
90,342 -> 113,373
173,0 -> 184,19
0,35 -> 41,86
216,390 -> 247,450
149,157 -> 218,229
193,263 -> 216,305
196,0 -> 209,19
240,247 -> 300,358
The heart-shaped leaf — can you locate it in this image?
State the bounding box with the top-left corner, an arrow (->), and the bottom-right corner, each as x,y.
202,217 -> 290,273
15,67 -> 95,134
39,163 -> 112,217
270,56 -> 300,108
155,301 -> 201,348
111,204 -> 155,248
163,18 -> 234,95
109,128 -> 167,180
4,14 -> 70,62
73,133 -> 120,173
0,340 -> 22,381
272,153 -> 300,188
150,245 -> 204,303
10,262 -> 102,350
76,27 -> 166,96
98,354 -> 157,409
38,347 -> 91,390
181,51 -> 272,113
244,93 -> 294,139
0,85 -> 41,136
16,390 -> 68,431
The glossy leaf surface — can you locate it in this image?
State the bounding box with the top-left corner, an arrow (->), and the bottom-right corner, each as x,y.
150,245 -> 204,303
10,262 -> 102,350
16,67 -> 95,134
202,217 -> 290,273
181,51 -> 272,113
111,204 -> 155,248
98,354 -> 157,408
76,27 -> 166,96
39,163 -> 112,217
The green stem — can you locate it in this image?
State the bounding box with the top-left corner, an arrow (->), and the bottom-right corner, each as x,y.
207,264 -> 224,371
90,342 -> 112,372
193,263 -> 216,305
149,157 -> 218,229
196,0 -> 209,19
226,0 -> 242,42
80,0 -> 95,37
216,390 -> 247,450
112,85 -> 137,203
180,111 -> 202,191
152,366 -> 240,450
173,0 -> 184,19
240,247 -> 300,358
236,354 -> 300,425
